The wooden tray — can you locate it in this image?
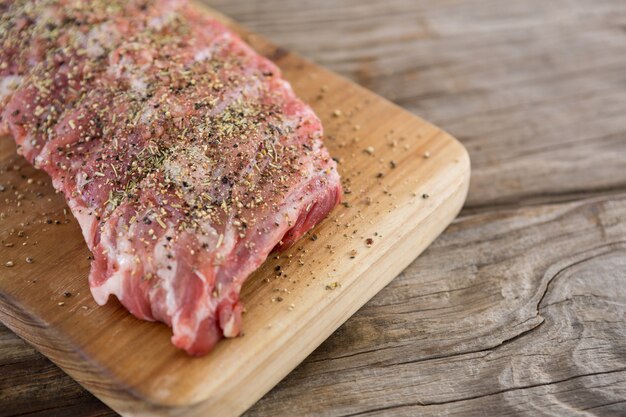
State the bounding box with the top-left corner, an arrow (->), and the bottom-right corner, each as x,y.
0,4 -> 470,416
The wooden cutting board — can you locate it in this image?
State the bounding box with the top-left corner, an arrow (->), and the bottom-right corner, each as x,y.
0,4 -> 469,416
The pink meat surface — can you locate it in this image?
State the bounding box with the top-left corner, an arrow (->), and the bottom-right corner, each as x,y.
0,0 -> 341,355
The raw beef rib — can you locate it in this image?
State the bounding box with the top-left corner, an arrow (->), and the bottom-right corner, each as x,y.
0,0 -> 341,355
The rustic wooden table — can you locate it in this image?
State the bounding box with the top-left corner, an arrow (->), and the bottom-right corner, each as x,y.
2,0 -> 625,415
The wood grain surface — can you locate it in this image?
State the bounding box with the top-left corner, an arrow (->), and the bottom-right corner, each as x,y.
2,0 -> 626,416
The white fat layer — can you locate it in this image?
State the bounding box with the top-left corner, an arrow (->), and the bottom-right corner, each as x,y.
85,23 -> 115,58
75,171 -> 90,191
222,313 -> 237,338
194,270 -> 208,284
130,77 -> 148,95
153,228 -> 179,317
67,199 -> 97,248
193,47 -> 214,63
91,219 -> 136,304
139,106 -> 156,124
33,148 -> 48,169
109,47 -> 153,81
17,136 -> 35,159
148,10 -> 177,30
220,226 -> 237,257
192,33 -> 229,62
0,75 -> 22,102
91,268 -> 123,306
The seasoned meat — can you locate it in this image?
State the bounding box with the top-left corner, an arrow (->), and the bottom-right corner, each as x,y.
0,0 -> 341,355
